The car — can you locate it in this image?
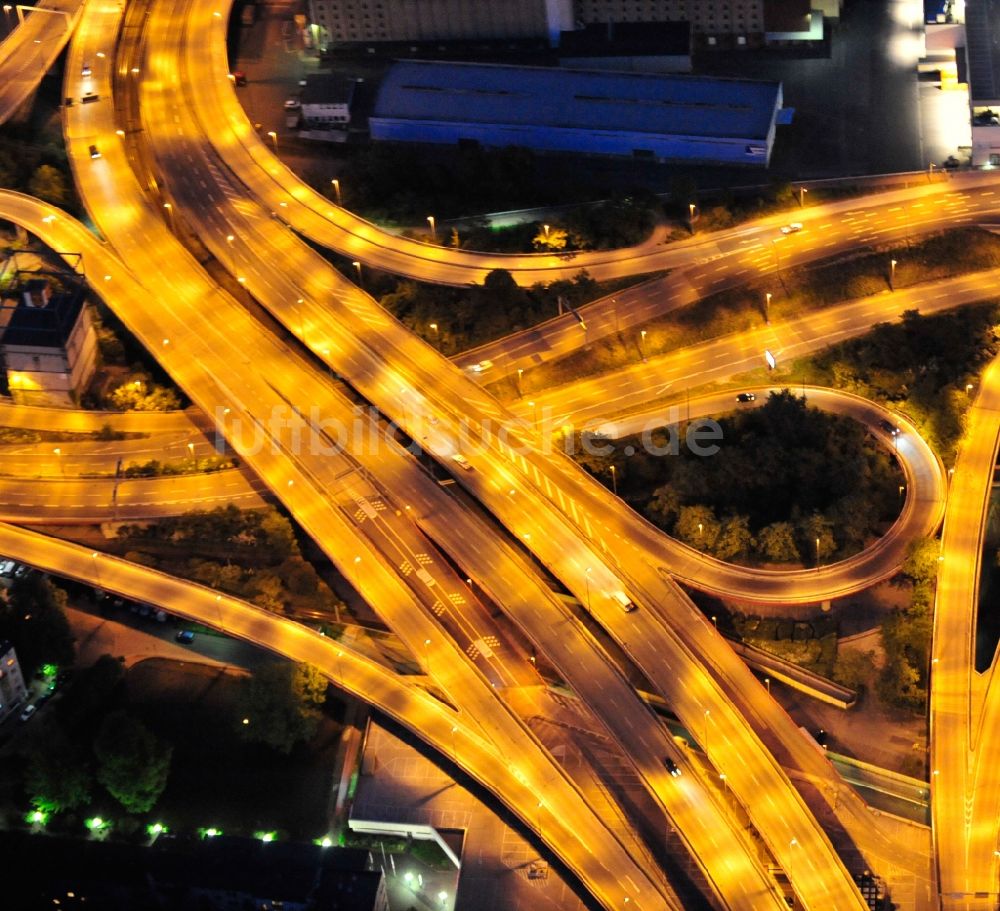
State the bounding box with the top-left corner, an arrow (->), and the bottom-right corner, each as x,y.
19,704 -> 36,722
878,419 -> 901,437
232,70 -> 247,86
469,360 -> 493,374
780,222 -> 803,235
451,453 -> 473,471
812,728 -> 829,748
283,98 -> 300,110
175,630 -> 195,644
81,63 -> 91,77
88,144 -> 101,159
663,757 -> 682,778
736,392 -> 756,403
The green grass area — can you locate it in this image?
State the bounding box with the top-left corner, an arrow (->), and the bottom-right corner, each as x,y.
124,660 -> 339,839
0,426 -> 139,445
510,228 -> 1000,400
574,390 -> 903,565
730,615 -> 839,677
782,304 -> 1000,463
113,506 -> 345,620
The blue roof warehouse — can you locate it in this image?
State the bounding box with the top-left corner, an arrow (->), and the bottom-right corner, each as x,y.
370,60 -> 784,167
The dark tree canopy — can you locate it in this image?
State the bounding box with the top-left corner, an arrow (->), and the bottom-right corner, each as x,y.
235,663 -> 322,754
0,573 -> 75,677
93,710 -> 172,813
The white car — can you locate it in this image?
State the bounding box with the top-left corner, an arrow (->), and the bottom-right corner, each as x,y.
19,704 -> 36,722
283,98 -> 300,110
780,222 -> 803,235
469,360 -> 493,374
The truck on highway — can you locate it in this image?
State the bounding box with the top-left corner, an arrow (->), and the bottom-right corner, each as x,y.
611,591 -> 637,612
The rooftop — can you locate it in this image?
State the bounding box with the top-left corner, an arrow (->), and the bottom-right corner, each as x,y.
557,21 -> 691,57
301,74 -> 357,105
966,0 -> 1000,102
0,275 -> 85,349
373,60 -> 781,140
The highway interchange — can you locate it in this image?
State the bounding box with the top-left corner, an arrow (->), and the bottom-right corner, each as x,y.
2,2 -> 1000,909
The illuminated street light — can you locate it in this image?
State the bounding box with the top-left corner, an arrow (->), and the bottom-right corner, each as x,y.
331,178 -> 341,205
352,260 -> 362,287
688,202 -> 696,234
427,215 -> 436,238
610,464 -> 617,495
53,447 -> 63,476
267,130 -> 278,149
765,291 -> 772,322
890,258 -> 897,291
764,677 -> 771,695
798,186 -> 808,207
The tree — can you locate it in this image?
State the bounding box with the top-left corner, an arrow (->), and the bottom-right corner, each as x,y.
27,165 -> 69,206
259,510 -> 296,560
798,513 -> 836,562
236,663 -> 321,754
674,505 -> 720,552
0,573 -> 75,678
645,484 -> 680,528
24,733 -> 93,813
756,522 -> 800,563
93,711 -> 172,813
532,226 -> 569,251
293,663 -> 328,707
712,515 -> 754,561
832,648 -> 873,692
904,537 -> 941,587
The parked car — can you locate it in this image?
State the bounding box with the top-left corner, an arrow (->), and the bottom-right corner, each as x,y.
89,144 -> 101,159
19,704 -> 36,723
780,222 -> 803,234
736,392 -> 756,403
175,630 -> 195,644
663,757 -> 682,778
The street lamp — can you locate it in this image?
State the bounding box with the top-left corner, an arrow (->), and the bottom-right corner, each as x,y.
610,464 -> 617,496
798,186 -> 808,207
427,215 -> 436,238
429,322 -> 438,336
764,677 -> 771,695
966,383 -> 975,395
352,260 -> 362,287
765,291 -> 772,322
890,258 -> 897,291
188,441 -> 196,469
815,536 -> 821,564
688,202 -> 696,234
53,447 -> 63,476
267,130 -> 278,149
640,329 -> 647,361
517,367 -> 523,398
331,178 -> 341,205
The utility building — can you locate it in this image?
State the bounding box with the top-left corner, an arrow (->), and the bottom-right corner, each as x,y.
0,272 -> 97,407
370,60 -> 783,166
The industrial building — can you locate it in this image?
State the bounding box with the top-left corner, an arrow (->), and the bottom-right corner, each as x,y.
965,0 -> 1000,166
370,60 -> 783,166
305,0 -> 835,51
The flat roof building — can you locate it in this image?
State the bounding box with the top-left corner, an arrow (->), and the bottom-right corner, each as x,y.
370,60 -> 783,166
0,272 -> 97,407
964,0 -> 1000,165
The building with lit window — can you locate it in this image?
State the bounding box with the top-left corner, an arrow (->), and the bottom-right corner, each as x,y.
371,60 -> 784,166
0,641 -> 28,724
305,0 -> 831,51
